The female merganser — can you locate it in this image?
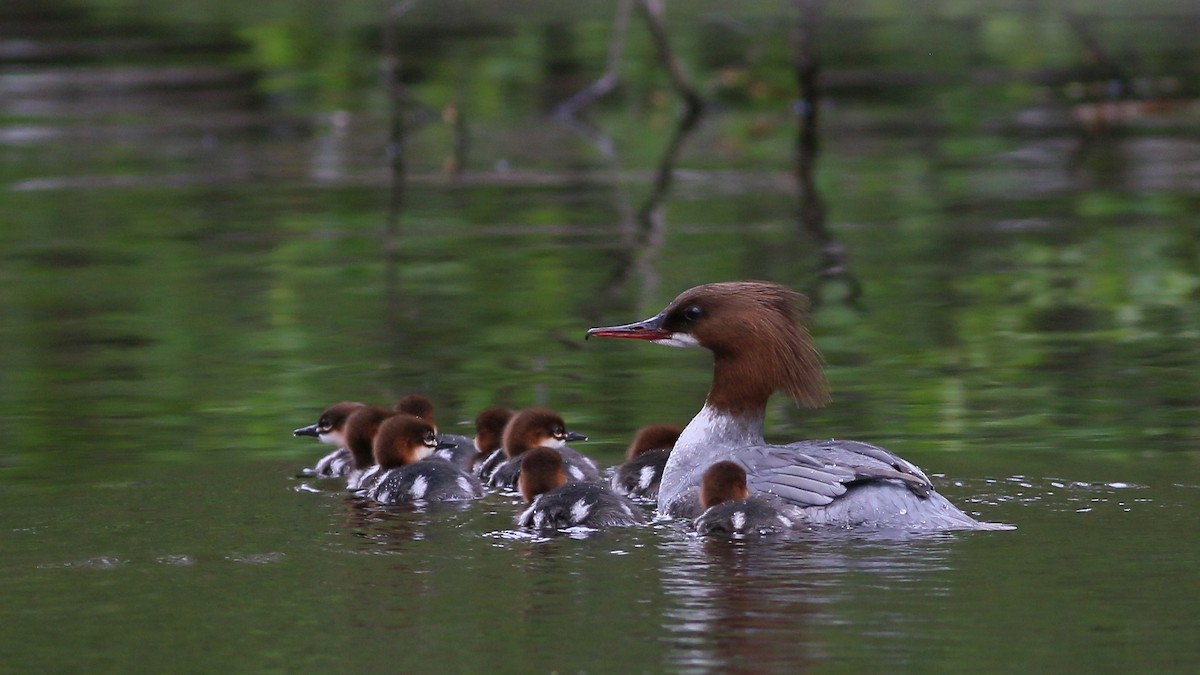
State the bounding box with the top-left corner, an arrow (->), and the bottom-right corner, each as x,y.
515,447 -> 646,530
472,406 -> 515,479
487,408 -> 600,490
342,405 -> 399,491
392,394 -> 477,471
694,460 -> 793,536
365,415 -> 484,504
611,423 -> 683,499
587,280 -> 1006,530
294,401 -> 365,478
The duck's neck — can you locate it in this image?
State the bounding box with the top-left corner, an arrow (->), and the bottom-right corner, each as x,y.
658,356 -> 773,516
658,402 -> 763,517
707,351 -> 778,415
676,402 -> 765,454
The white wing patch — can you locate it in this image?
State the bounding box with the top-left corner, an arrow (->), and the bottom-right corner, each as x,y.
457,476 -> 473,495
568,465 -> 584,481
732,511 -> 747,532
410,475 -> 429,500
638,465 -> 656,490
570,499 -> 591,524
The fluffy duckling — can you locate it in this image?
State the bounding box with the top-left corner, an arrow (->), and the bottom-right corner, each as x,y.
515,447 -> 646,530
366,414 -> 485,504
694,461 -> 793,537
611,423 -> 683,499
392,394 -> 477,471
294,401 -> 366,478
488,408 -> 599,490
472,406 -> 515,479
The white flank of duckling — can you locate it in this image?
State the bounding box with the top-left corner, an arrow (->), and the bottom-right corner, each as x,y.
410,475 -> 429,500
570,499 -> 591,524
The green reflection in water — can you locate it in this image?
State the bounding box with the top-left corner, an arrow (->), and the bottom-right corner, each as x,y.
2,1 -> 1200,672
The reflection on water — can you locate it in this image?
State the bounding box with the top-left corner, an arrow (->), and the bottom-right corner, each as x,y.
4,1 -> 1200,672
658,527 -> 957,673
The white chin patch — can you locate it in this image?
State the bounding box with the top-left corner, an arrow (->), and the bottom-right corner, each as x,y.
414,446 -> 434,461
544,437 -> 566,449
653,333 -> 700,349
318,432 -> 339,446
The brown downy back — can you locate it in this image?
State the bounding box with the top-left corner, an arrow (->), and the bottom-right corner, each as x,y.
343,406 -> 398,469
394,394 -> 435,422
475,406 -> 514,454
626,423 -> 684,460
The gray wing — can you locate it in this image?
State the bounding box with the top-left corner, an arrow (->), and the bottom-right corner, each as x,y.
741,440 -> 934,509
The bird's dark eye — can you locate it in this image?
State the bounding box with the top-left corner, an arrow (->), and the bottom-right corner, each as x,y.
684,305 -> 703,321
424,433 -> 436,445
553,427 -> 565,439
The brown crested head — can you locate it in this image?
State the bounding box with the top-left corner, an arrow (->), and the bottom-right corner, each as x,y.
294,401 -> 366,441
502,407 -> 586,458
518,447 -> 568,503
343,406 -> 399,469
626,423 -> 683,460
700,460 -> 750,508
589,281 -> 829,414
394,394 -> 435,423
373,414 -> 439,469
318,402 -> 367,432
474,406 -> 514,454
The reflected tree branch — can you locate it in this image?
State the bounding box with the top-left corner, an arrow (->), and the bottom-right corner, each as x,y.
382,0 -> 420,379
597,106 -> 705,313
553,0 -> 633,120
553,0 -> 703,122
383,0 -> 419,249
792,0 -> 860,309
637,0 -> 704,119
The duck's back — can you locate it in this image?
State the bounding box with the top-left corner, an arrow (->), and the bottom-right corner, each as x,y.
490,447 -> 599,490
431,433 -> 478,471
695,496 -> 794,537
517,482 -> 647,530
612,448 -> 671,499
666,439 -> 1003,530
369,459 -> 484,503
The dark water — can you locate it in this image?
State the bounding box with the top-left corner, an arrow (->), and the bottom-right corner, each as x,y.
3,1 -> 1200,672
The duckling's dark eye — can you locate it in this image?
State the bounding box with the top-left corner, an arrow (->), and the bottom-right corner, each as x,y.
424,433 -> 436,445
552,426 -> 565,438
684,305 -> 703,321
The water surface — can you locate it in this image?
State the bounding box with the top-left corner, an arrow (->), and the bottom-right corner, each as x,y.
2,1 -> 1199,672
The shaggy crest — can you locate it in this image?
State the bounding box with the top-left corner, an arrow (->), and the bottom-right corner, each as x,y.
664,281 -> 829,413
